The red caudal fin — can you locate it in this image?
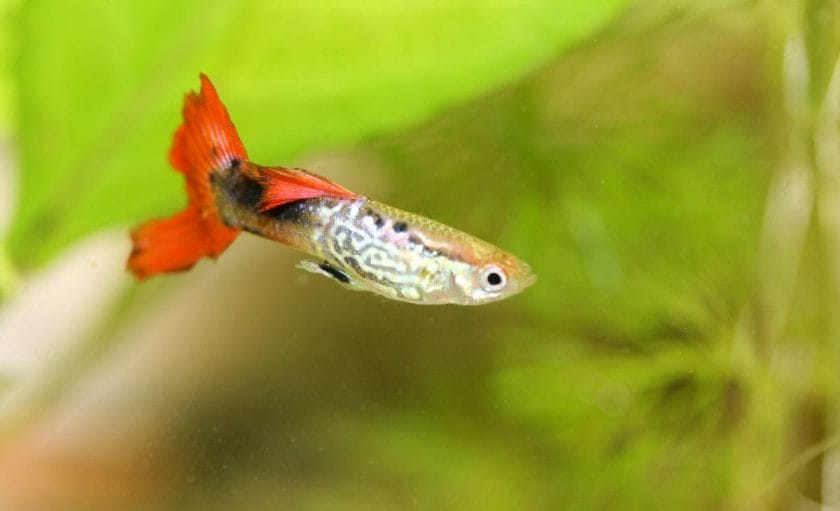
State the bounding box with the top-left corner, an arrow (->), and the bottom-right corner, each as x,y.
128,74 -> 246,278
257,166 -> 358,212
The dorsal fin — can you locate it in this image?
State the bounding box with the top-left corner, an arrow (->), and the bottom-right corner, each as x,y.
255,166 -> 358,211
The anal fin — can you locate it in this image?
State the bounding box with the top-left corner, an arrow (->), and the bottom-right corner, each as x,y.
296,260 -> 364,291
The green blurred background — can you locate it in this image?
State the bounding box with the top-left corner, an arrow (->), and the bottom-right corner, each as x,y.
1,1 -> 839,510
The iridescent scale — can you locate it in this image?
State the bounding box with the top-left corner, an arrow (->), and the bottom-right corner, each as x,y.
299,197 -> 473,303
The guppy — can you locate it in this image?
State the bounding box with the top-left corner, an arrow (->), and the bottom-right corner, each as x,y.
128,74 -> 535,305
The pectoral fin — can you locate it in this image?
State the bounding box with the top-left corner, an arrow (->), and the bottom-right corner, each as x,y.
296,260 -> 365,291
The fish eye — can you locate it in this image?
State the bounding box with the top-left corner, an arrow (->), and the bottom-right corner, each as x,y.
480,265 -> 507,292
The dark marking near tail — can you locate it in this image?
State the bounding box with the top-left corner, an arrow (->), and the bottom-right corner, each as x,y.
213,172 -> 264,211
214,170 -> 308,224
265,200 -> 309,224
319,262 -> 351,284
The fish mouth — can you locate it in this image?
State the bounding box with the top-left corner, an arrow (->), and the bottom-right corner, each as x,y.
520,271 -> 538,289
513,260 -> 537,291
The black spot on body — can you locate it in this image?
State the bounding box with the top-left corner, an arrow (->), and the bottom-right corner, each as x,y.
393,221 -> 408,233
232,178 -> 264,210
212,171 -> 263,211
212,165 -> 326,231
229,158 -> 241,169
266,200 -> 308,224
319,262 -> 351,284
364,208 -> 385,229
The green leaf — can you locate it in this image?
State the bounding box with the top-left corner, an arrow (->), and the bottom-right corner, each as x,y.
7,0 -> 626,267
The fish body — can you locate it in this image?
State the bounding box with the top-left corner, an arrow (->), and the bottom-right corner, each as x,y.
128,75 -> 535,305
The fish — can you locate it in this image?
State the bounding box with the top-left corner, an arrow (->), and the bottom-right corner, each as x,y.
127,74 -> 535,305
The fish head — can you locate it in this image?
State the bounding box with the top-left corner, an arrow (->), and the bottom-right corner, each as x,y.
452,248 -> 536,305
